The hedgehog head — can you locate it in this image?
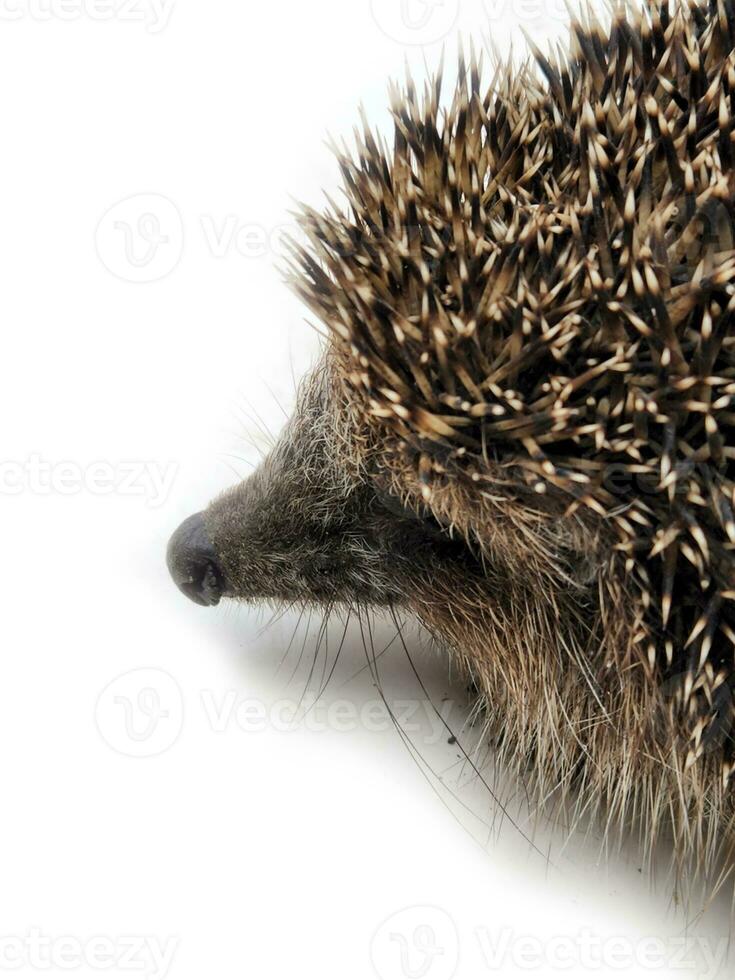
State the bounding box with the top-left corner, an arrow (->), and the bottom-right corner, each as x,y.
169,0 -> 735,887
167,361 -> 497,611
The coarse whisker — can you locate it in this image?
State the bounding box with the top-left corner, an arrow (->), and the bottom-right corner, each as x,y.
388,607 -> 549,861
301,603 -> 354,720
295,600 -> 334,717
356,607 -> 516,847
278,604 -> 308,675
261,378 -> 293,423
240,394 -> 280,450
259,598 -> 300,638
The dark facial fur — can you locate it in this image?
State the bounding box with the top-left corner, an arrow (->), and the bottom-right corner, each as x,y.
168,0 -> 735,900
202,367 -> 490,609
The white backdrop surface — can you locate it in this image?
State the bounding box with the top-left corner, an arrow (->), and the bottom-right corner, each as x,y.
1,1 -> 733,977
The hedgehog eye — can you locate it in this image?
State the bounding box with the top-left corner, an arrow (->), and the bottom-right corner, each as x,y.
375,488 -> 453,542
310,553 -> 335,576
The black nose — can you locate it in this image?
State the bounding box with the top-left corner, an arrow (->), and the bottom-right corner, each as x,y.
167,512 -> 226,607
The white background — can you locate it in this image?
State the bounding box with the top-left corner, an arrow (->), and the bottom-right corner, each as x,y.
2,1 -> 734,978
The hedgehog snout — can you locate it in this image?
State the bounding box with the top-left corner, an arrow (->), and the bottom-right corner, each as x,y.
167,511 -> 228,607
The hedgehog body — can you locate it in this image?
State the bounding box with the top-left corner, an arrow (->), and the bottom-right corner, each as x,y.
168,0 -> 735,894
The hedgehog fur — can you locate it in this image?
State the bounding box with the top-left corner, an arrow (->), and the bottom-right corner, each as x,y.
169,0 -> 735,899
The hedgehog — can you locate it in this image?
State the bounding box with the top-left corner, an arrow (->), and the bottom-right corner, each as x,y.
167,0 -> 735,897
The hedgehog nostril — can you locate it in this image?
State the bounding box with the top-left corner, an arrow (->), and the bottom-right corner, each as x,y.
166,512 -> 226,607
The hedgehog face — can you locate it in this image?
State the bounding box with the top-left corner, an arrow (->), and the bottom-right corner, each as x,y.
167,363 -> 491,611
